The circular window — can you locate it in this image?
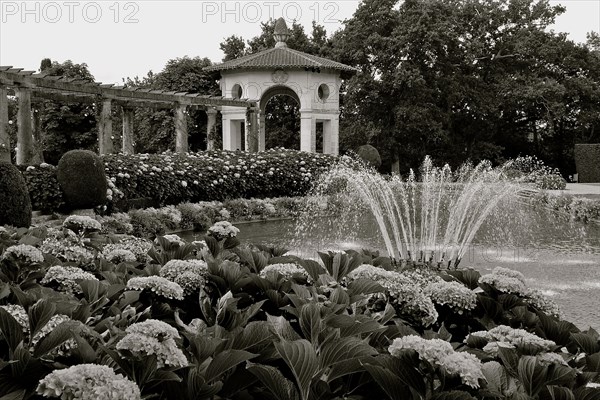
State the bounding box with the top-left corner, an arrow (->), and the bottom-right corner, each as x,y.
232,84 -> 243,99
317,84 -> 330,102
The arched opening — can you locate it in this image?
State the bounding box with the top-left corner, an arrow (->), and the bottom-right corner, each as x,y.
260,86 -> 301,150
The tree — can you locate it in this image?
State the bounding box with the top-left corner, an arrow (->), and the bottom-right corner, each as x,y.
332,0 -> 600,175
124,56 -> 220,153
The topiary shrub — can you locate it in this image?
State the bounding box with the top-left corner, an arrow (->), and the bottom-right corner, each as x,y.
0,162 -> 32,227
57,150 -> 108,210
356,145 -> 382,169
574,144 -> 600,183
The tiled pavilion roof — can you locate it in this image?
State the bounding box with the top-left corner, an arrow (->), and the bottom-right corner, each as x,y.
204,18 -> 357,73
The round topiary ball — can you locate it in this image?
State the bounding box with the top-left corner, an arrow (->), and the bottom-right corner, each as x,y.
0,162 -> 32,227
356,144 -> 382,169
57,150 -> 108,210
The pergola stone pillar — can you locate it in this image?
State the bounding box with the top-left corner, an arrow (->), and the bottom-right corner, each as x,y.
300,111 -> 316,153
16,87 -> 35,165
0,85 -> 10,163
206,108 -> 217,150
31,106 -> 44,163
98,98 -> 113,155
122,107 -> 135,154
175,103 -> 188,153
246,109 -> 259,152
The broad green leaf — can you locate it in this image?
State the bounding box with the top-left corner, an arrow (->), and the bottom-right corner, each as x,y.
232,321 -> 275,354
573,387 -> 600,400
363,363 -> 410,400
542,386 -> 575,400
28,299 -> 55,339
267,314 -> 301,341
319,336 -> 377,370
299,303 -> 321,345
498,347 -> 520,378
481,361 -> 511,396
518,356 -> 548,397
571,333 -> 600,354
204,349 -> 257,382
298,260 -> 325,282
247,362 -> 300,400
275,339 -> 318,400
33,320 -> 82,358
431,391 -> 477,400
446,269 -> 481,290
546,364 -> 576,386
0,308 -> 24,352
0,390 -> 25,400
586,353 -> 600,373
347,278 -> 384,297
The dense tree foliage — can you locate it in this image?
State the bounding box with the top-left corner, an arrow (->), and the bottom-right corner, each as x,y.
332,0 -> 600,174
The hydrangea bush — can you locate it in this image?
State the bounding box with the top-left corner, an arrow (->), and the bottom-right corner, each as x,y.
0,222 -> 598,399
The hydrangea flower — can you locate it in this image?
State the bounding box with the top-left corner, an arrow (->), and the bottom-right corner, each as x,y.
425,280 -> 477,312
389,335 -> 484,388
259,263 -> 308,279
102,237 -> 151,263
41,266 -> 98,294
207,221 -> 240,240
63,215 -> 102,232
37,364 -> 140,400
2,244 -> 44,263
126,276 -> 184,300
159,259 -> 208,295
349,264 -> 439,326
103,249 -> 137,264
116,320 -> 187,368
479,267 -> 560,317
160,234 -> 186,246
468,325 -> 556,355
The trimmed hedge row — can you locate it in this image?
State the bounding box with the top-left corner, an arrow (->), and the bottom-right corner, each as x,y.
20,149 -> 338,213
574,144 -> 600,183
103,149 -> 337,206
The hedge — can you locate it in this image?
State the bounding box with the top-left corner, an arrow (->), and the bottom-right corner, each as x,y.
57,150 -> 108,209
0,162 -> 32,227
574,144 -> 600,183
20,149 -> 337,213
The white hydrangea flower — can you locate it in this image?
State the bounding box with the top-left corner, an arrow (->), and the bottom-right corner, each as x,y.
116,319 -> 187,368
389,335 -> 485,388
63,215 -> 102,232
0,304 -> 29,332
159,259 -> 208,295
126,276 -> 184,300
104,249 -> 137,264
468,325 -> 556,355
160,234 -> 186,246
425,280 -> 477,312
2,244 -> 44,263
41,266 -> 98,294
260,263 -> 308,279
37,364 -> 140,400
536,352 -> 568,366
479,267 -> 560,316
102,237 -> 151,263
207,221 -> 240,239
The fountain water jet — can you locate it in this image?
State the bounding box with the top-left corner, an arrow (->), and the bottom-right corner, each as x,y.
302,156 -> 520,267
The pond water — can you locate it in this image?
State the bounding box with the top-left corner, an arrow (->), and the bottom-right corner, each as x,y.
181,207 -> 600,330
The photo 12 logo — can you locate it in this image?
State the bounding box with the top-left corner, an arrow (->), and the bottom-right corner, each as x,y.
200,1 -> 340,24
1,1 -> 140,23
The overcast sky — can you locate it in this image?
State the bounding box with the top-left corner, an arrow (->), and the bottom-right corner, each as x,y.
1,0 -> 599,84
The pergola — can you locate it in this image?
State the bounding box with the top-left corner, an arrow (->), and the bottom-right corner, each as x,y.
0,66 -> 258,164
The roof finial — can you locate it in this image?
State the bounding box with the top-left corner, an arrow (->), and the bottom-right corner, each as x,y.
273,17 -> 290,48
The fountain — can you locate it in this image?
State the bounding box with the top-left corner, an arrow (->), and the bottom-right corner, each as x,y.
299,156 -> 521,268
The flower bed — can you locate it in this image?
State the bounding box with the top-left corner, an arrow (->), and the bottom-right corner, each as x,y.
19,149 -> 337,214
531,192 -> 600,224
1,219 -> 599,399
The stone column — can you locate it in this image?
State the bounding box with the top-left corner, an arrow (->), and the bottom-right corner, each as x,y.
245,108 -> 259,152
31,105 -> 44,163
98,98 -> 113,155
16,87 -> 35,165
0,85 -> 10,163
206,108 -> 217,150
122,107 -> 135,154
259,110 -> 265,151
175,103 -> 188,153
329,114 -> 339,155
300,111 -> 316,153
